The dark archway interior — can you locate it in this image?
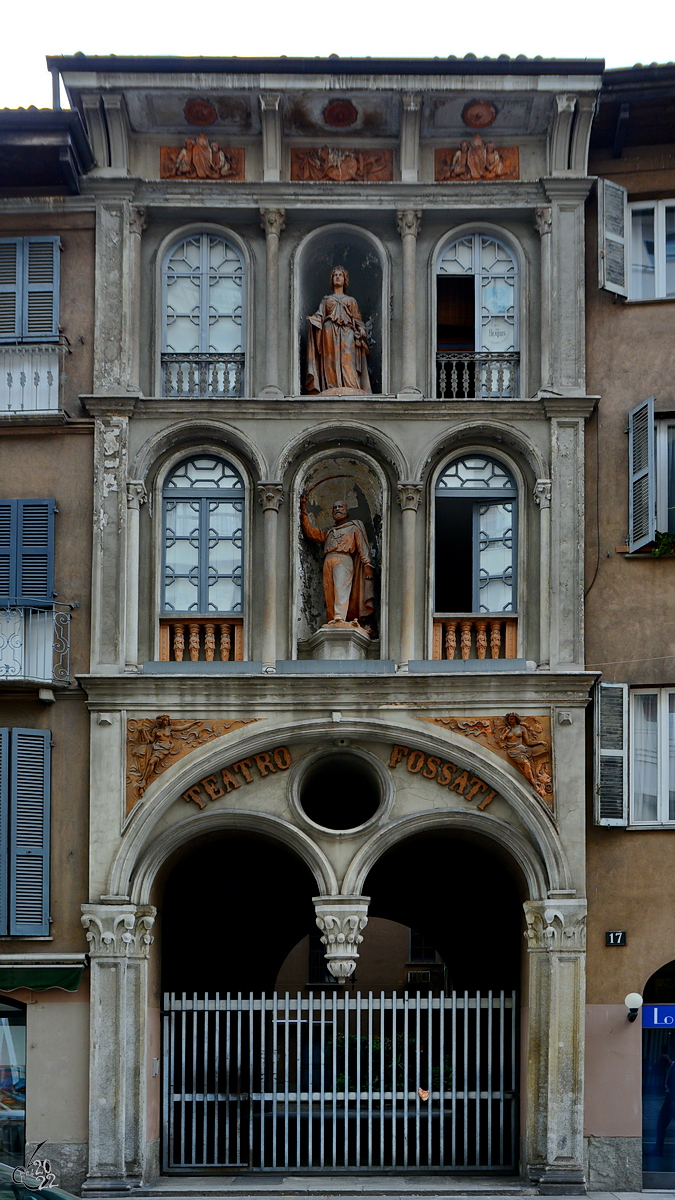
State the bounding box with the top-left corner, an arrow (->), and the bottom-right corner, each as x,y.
161,833 -> 317,994
300,753 -> 381,830
364,832 -> 523,991
645,959 -> 675,1002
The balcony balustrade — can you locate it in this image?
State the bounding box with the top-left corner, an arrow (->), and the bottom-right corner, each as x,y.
0,345 -> 64,412
161,353 -> 245,399
159,616 -> 244,663
432,615 -> 518,661
436,351 -> 519,400
0,606 -> 71,682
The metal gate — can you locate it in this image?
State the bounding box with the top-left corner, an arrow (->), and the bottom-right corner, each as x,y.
162,990 -> 517,1173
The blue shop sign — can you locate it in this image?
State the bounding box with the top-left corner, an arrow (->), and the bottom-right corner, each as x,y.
642,1005 -> 675,1027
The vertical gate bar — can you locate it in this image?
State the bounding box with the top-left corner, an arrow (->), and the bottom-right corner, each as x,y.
379,991 -> 385,1168
487,990 -> 493,1167
475,991 -> 481,1167
451,991 -> 457,1168
191,993 -> 198,1167
225,994 -> 231,1166
180,994 -> 187,1167
463,991 -> 469,1167
391,991 -> 397,1168
414,993 -> 421,1167
214,994 -> 220,1168
260,993 -> 266,1170
332,989 -> 338,1169
439,993 -> 446,1169
367,991 -> 373,1169
343,991 -> 349,1167
162,995 -> 171,1172
499,989 -> 505,1166
308,992 -> 314,1168
320,989 -> 326,1169
427,990 -> 433,1166
272,992 -> 278,1168
355,992 -> 362,1168
202,994 -> 209,1165
296,991 -> 302,1168
284,992 -> 290,1169
511,991 -> 517,1169
249,993 -> 255,1169
236,993 -> 243,1167
403,988 -> 409,1168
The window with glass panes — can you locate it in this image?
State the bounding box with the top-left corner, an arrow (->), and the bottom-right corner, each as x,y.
162,456 -> 244,615
630,200 -> 675,300
435,455 -> 517,615
630,689 -> 675,824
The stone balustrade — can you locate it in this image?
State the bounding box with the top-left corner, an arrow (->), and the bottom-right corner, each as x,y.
432,615 -> 518,661
159,616 -> 244,663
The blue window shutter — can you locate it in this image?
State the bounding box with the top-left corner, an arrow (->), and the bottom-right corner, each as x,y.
0,730 -> 8,936
0,501 -> 16,604
23,238 -> 60,342
9,728 -> 50,937
628,396 -> 656,551
16,500 -> 54,607
0,239 -> 21,343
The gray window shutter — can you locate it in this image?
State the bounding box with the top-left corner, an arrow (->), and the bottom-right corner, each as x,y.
629,396 -> 656,551
23,238 -> 60,341
598,179 -> 628,296
594,682 -> 628,825
0,239 -> 21,343
9,728 -> 50,937
0,501 -> 13,603
0,730 -> 8,936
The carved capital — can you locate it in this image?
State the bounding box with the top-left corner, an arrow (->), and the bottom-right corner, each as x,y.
260,207 -> 286,238
259,93 -> 281,113
126,480 -> 147,510
82,904 -> 156,958
129,206 -> 148,237
257,481 -> 284,512
397,481 -> 423,512
556,93 -> 578,115
534,205 -> 552,238
534,478 -> 552,508
396,209 -> 422,239
403,92 -> 422,113
314,895 -> 369,980
523,899 -> 587,952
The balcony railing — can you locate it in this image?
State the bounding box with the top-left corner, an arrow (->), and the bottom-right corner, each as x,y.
0,345 -> 64,413
0,606 -> 71,682
436,352 -> 519,400
432,615 -> 518,661
161,353 -> 245,399
159,616 -> 244,663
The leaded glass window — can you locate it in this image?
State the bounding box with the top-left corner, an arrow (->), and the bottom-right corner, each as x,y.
163,235 -> 244,355
162,456 -> 244,614
435,455 -> 517,614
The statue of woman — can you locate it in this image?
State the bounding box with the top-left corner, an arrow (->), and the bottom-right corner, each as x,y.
305,266 -> 371,395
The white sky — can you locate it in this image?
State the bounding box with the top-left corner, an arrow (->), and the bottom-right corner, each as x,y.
0,0 -> 673,111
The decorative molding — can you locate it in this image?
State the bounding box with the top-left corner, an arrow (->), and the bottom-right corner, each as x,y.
462,100 -> 497,129
397,481 -> 423,512
314,896 -> 369,979
534,205 -> 552,238
128,206 -> 147,237
396,209 -> 422,238
81,904 -> 156,958
126,480 -> 147,510
291,148 -> 393,183
523,900 -> 587,951
423,714 -> 553,807
126,715 -> 259,810
260,208 -> 286,238
160,139 -> 245,180
257,481 -> 284,512
435,138 -> 519,182
534,479 -> 552,508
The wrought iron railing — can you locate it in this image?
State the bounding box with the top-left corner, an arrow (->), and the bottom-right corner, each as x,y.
161,353 -> 245,399
0,606 -> 71,682
436,351 -> 519,400
159,616 -> 244,663
432,615 -> 518,661
0,345 -> 64,412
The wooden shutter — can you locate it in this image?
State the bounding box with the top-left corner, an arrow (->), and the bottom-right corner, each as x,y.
23,238 -> 60,341
0,239 -> 21,343
9,728 -> 50,936
629,396 -> 656,551
0,502 -> 13,603
598,179 -> 628,297
0,730 -> 8,936
595,682 -> 628,825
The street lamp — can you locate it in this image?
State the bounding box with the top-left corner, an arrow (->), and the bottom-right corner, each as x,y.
625,992 -> 643,1022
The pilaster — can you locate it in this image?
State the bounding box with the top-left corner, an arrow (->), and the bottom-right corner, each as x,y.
259,94 -> 282,182
400,94 -> 422,183
397,481 -> 423,669
257,482 -> 284,672
93,197 -> 145,395
542,179 -> 594,394
549,417 -> 585,669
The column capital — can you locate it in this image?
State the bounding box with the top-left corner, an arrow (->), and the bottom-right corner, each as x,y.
313,895 -> 369,979
397,480 -> 423,511
534,205 -> 552,238
259,92 -> 281,112
402,91 -> 422,113
82,903 -> 156,958
257,481 -> 284,512
397,209 -> 422,238
126,480 -> 147,510
129,206 -> 147,237
260,207 -> 286,238
534,478 -> 552,508
523,898 -> 587,951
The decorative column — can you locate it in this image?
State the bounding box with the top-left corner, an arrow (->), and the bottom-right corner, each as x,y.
259,209 -> 286,397
396,210 -> 422,397
523,898 -> 587,1192
82,904 -> 156,1185
313,896 -> 370,980
397,481 -> 422,669
534,479 -> 551,669
93,197 -> 145,396
259,94 -> 282,182
257,482 -> 284,673
534,205 -> 552,393
125,481 -> 147,670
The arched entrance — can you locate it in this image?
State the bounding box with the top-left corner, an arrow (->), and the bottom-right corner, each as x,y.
642,959 -> 675,1186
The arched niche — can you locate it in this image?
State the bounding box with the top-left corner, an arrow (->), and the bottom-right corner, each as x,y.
294,225 -> 388,395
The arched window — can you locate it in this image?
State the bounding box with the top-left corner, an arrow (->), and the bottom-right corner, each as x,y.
161,233 -> 245,398
436,234 -> 518,399
162,455 -> 244,615
435,455 -> 517,613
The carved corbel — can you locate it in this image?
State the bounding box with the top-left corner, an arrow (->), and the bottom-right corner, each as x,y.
81,904 -> 156,958
257,481 -> 284,512
534,479 -> 552,508
523,899 -> 587,952
314,895 -> 369,979
126,480 -> 147,510
397,481 -> 423,512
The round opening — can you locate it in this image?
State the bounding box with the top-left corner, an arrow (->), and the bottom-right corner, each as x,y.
299,753 -> 381,831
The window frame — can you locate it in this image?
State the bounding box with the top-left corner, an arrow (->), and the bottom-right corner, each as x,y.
628,198 -> 675,301
629,687 -> 675,827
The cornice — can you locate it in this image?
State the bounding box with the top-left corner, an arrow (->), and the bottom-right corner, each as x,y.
132,398 -> 557,422
542,176 -> 595,202
0,195 -> 96,214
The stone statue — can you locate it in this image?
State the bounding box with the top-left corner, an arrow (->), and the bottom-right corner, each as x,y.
300,495 -> 374,632
305,266 -> 371,396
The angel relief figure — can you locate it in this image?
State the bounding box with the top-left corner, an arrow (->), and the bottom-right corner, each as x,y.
491,713 -> 553,800
127,715 -> 204,801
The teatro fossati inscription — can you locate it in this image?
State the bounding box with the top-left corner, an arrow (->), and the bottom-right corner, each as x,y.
388,745 -> 497,810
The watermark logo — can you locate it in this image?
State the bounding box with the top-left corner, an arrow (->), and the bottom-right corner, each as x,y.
12,1143 -> 57,1191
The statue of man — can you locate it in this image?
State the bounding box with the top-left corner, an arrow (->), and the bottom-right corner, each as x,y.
300,495 -> 374,631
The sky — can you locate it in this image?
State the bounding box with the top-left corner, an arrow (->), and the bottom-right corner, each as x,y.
1,0 -> 673,110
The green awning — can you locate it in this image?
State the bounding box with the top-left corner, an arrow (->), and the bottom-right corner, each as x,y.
0,966 -> 84,992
